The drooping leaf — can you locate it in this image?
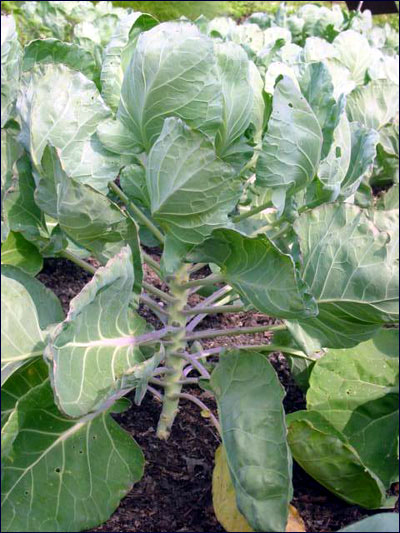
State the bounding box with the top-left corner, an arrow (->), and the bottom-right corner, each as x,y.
1,15 -> 22,127
17,64 -> 124,193
286,203 -> 399,352
338,513 -> 399,532
2,265 -> 64,329
1,231 -> 43,276
119,163 -> 149,208
287,410 -> 388,508
22,38 -> 100,87
1,357 -> 48,455
1,379 -> 144,533
315,112 -> 351,202
211,350 -> 293,533
256,76 -> 323,212
36,146 -> 143,287
214,41 -> 254,160
118,21 -> 223,152
1,275 -> 45,384
300,63 -> 343,157
100,12 -> 158,112
212,445 -> 305,533
346,80 -> 399,132
339,122 -> 379,199
1,128 -> 23,242
147,117 -> 240,245
306,329 -> 399,488
191,228 -> 317,319
46,246 -> 149,418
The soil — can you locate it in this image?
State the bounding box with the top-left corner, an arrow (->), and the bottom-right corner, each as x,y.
37,253 -> 398,533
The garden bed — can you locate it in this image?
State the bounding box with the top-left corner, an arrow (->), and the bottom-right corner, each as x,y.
37,254 -> 397,533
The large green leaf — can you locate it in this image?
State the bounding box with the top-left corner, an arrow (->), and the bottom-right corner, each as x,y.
1,358 -> 48,428
286,204 -> 399,352
256,76 -> 322,212
117,21 -> 223,152
1,15 -> 22,127
100,12 -> 158,112
333,30 -> 371,85
306,329 -> 399,488
46,246 -> 149,418
190,228 -> 317,319
147,117 -> 240,245
1,275 -> 45,384
346,80 -> 399,132
36,146 -> 143,285
22,38 -> 100,87
1,231 -> 43,276
17,64 -> 124,193
338,513 -> 399,532
1,379 -> 144,533
287,410 -> 387,508
2,265 -> 63,329
211,350 -> 292,533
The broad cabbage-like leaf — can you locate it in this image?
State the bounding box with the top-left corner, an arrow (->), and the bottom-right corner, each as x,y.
1,231 -> 43,276
307,328 -> 399,488
17,64 -> 125,193
256,76 -> 322,213
147,117 -> 240,245
118,22 -> 223,152
190,228 -> 317,319
46,246 -> 149,417
211,350 -> 292,533
1,268 -> 62,384
22,38 -> 100,87
333,30 -> 371,85
287,410 -> 388,508
346,80 -> 399,131
286,204 -> 399,352
1,379 -> 144,533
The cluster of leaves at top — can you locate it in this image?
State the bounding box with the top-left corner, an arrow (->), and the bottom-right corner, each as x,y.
1,2 -> 399,532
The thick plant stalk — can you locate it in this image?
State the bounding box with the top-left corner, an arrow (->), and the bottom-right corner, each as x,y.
156,264 -> 191,439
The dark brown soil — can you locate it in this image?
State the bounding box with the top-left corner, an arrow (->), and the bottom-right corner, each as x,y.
37,255 -> 398,533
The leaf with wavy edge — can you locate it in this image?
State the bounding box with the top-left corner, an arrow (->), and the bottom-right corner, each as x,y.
17,64 -> 125,194
1,230 -> 43,276
211,350 -> 292,533
287,410 -> 388,508
256,76 -> 322,212
306,329 -> 399,488
118,21 -> 223,152
22,38 -> 100,87
190,228 -> 317,319
286,203 -> 399,352
46,246 -> 154,418
147,117 -> 240,245
1,379 -> 144,533
346,80 -> 399,132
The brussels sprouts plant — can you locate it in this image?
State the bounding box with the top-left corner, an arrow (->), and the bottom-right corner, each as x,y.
1,2 -> 399,532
